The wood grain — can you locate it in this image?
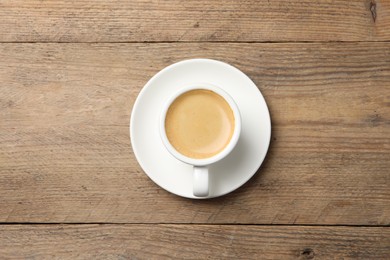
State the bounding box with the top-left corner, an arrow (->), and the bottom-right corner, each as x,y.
0,43 -> 389,224
0,225 -> 389,259
1,0 -> 390,42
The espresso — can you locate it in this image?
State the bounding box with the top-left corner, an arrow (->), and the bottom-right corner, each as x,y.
165,89 -> 235,159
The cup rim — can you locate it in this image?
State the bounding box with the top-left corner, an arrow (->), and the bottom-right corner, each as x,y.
159,83 -> 241,166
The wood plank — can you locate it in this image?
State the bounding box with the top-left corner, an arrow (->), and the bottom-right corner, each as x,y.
1,0 -> 389,42
0,43 -> 389,224
0,225 -> 389,259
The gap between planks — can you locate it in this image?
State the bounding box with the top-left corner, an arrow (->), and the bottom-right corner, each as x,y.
0,223 -> 389,227
1,40 -> 390,44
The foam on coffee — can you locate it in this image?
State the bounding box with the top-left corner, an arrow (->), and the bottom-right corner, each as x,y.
165,89 -> 235,159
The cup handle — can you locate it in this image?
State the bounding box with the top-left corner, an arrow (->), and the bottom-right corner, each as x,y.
193,166 -> 209,197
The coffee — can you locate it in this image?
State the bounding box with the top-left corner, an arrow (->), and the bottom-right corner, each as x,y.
165,89 -> 235,159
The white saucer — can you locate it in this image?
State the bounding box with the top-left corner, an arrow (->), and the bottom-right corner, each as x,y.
130,59 -> 271,199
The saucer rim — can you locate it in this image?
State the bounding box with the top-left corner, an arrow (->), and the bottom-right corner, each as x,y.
130,58 -> 271,199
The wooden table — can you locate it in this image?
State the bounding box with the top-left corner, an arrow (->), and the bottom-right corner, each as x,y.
1,1 -> 389,259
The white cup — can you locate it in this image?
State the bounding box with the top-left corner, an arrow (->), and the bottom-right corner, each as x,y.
159,83 -> 241,197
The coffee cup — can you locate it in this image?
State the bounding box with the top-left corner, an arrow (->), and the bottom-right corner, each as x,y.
160,83 -> 241,197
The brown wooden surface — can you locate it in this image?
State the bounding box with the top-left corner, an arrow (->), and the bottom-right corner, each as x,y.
1,43 -> 389,225
1,0 -> 390,258
0,0 -> 390,42
0,225 -> 389,259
